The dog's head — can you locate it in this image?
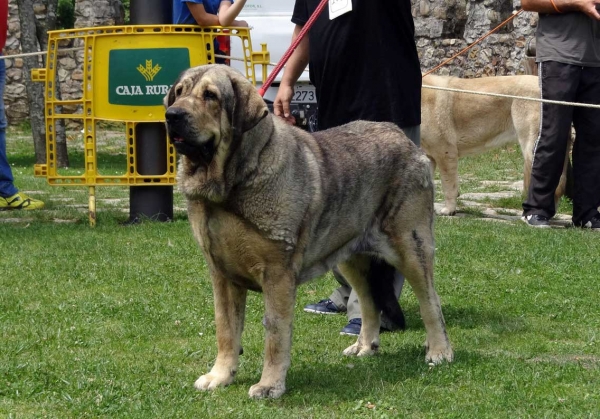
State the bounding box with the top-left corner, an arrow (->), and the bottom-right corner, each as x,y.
164,65 -> 269,201
165,64 -> 269,163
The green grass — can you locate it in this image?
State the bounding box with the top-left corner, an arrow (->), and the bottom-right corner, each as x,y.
2,129 -> 599,417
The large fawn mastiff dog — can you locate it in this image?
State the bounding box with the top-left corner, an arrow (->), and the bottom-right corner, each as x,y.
164,65 -> 453,399
421,74 -> 568,215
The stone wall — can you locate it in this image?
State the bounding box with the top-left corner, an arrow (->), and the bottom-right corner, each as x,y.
3,0 -> 124,125
415,0 -> 538,77
51,0 -> 125,117
4,0 -> 47,124
4,0 -> 538,125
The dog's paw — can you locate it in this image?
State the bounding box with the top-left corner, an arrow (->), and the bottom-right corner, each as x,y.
248,382 -> 286,399
425,345 -> 454,364
343,342 -> 378,357
439,207 -> 457,216
194,371 -> 234,391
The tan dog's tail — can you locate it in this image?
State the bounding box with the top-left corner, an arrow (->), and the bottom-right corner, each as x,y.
368,259 -> 406,330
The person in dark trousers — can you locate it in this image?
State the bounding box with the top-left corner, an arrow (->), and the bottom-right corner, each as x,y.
0,0 -> 44,211
273,0 -> 422,336
521,0 -> 600,230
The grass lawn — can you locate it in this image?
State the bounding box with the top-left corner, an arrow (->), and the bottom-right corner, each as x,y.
1,127 -> 599,418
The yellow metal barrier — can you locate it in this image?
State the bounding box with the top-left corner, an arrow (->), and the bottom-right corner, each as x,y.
33,25 -> 270,225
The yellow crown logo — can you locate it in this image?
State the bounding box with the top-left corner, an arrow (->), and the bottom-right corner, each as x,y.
137,59 -> 162,82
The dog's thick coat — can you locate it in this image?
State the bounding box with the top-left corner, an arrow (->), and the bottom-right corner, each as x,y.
165,65 -> 453,399
421,74 -> 568,215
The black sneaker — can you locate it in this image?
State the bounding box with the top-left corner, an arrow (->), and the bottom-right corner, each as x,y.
339,318 -> 392,336
340,318 -> 362,336
577,215 -> 600,230
303,299 -> 344,315
522,214 -> 551,228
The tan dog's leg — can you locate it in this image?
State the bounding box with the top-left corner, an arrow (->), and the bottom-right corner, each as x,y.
195,271 -> 247,391
522,154 -> 533,198
554,139 -> 572,206
337,256 -> 381,357
248,269 -> 296,399
428,156 -> 437,177
435,148 -> 460,216
390,207 -> 453,363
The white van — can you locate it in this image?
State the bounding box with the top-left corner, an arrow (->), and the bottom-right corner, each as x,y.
231,0 -> 318,131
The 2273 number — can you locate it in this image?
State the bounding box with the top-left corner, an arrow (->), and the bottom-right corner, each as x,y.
293,90 -> 315,102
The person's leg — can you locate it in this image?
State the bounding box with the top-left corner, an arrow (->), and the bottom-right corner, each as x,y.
571,66 -> 600,227
402,124 -> 420,147
0,55 -> 44,211
523,61 -> 578,224
328,267 -> 351,310
0,57 -> 18,198
303,267 -> 348,314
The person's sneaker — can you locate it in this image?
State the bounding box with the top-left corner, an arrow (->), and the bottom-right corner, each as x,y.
303,298 -> 344,315
339,318 -> 392,336
340,318 -> 362,336
577,215 -> 600,231
0,192 -> 45,211
522,214 -> 550,228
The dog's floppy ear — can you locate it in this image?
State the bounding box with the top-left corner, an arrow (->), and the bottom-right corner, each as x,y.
164,70 -> 189,108
230,73 -> 269,135
165,83 -> 178,108
164,77 -> 181,109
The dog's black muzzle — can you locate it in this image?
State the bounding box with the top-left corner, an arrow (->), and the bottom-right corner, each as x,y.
165,108 -> 216,164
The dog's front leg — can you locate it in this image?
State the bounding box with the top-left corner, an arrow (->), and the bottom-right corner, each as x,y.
195,270 -> 247,391
248,269 -> 296,399
436,149 -> 459,216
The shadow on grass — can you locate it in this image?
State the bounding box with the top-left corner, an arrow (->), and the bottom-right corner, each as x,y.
441,305 -> 528,333
229,347 -> 485,404
7,154 -> 37,168
400,302 -> 527,334
8,152 -> 128,172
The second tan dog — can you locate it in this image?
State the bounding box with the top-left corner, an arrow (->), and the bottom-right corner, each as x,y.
421,74 -> 568,215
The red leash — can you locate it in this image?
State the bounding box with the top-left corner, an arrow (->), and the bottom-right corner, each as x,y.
257,0 -> 329,97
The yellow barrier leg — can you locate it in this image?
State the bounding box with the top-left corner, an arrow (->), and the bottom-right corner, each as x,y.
89,186 -> 96,227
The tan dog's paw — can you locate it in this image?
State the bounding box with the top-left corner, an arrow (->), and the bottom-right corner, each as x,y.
425,344 -> 454,364
343,341 -> 378,357
439,206 -> 457,216
248,382 -> 286,399
194,371 -> 234,391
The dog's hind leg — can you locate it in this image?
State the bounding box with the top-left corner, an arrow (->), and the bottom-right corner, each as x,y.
248,267 -> 296,399
337,255 -> 382,357
389,212 -> 453,364
436,148 -> 459,216
195,270 -> 247,391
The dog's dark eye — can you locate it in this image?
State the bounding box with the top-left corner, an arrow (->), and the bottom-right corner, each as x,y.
203,90 -> 218,101
175,85 -> 183,97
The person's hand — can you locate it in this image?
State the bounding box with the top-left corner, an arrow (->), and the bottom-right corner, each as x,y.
233,19 -> 249,27
575,0 -> 600,18
273,84 -> 296,125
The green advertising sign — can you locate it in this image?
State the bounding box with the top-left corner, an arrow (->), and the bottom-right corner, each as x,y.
108,48 -> 190,106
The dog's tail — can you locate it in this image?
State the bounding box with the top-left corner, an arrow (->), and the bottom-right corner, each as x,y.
368,258 -> 406,330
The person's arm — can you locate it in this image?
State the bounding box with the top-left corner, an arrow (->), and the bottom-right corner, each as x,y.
218,0 -> 249,27
186,2 -> 221,26
273,24 -> 310,123
522,0 -> 600,19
